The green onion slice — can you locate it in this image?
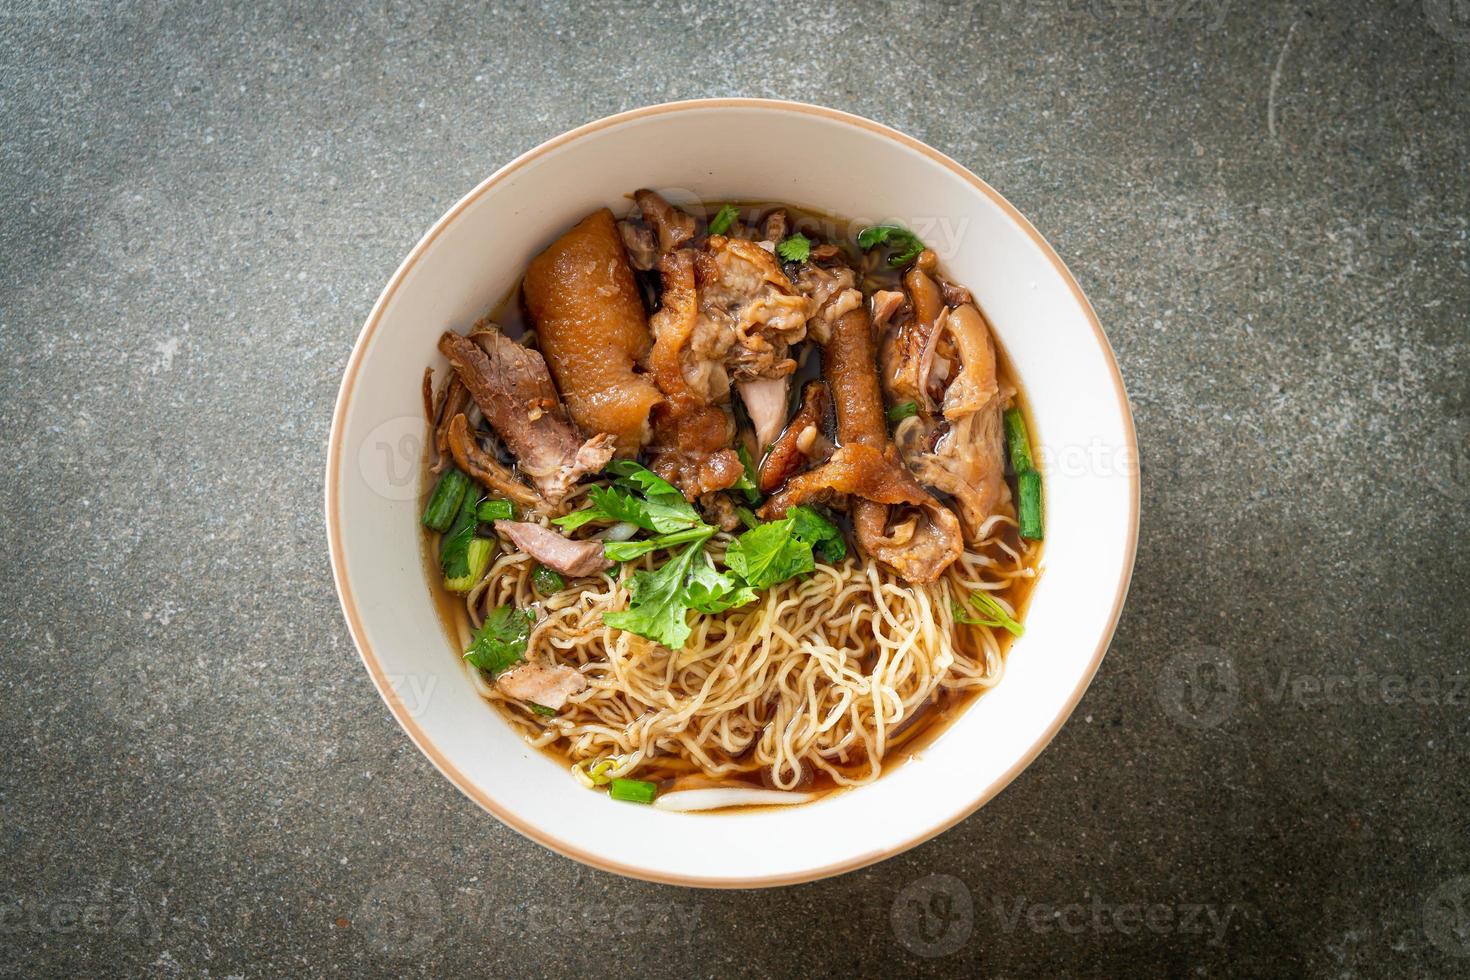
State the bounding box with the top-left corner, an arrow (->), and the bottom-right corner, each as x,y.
422,468 -> 471,532
609,778 -> 658,805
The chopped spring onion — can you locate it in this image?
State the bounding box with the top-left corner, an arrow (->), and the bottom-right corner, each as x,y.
531,564 -> 565,594
653,787 -> 818,812
1003,407 -> 1042,540
528,702 -> 557,718
952,591 -> 1024,637
444,537 -> 495,592
477,498 -> 515,522
707,204 -> 739,236
609,778 -> 658,805
1017,469 -> 1043,541
888,400 -> 919,422
421,468 -> 471,532
1003,407 -> 1035,474
439,493 -> 482,580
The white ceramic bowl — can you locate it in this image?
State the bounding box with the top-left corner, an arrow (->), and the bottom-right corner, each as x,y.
326,99 -> 1138,887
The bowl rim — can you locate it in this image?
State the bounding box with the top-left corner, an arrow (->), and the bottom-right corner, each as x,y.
324,97 -> 1140,888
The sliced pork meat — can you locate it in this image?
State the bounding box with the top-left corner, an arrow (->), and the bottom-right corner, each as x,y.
496,661 -> 587,711
644,248 -> 745,498
427,371 -> 471,473
699,236 -> 813,382
633,188 -> 697,256
762,443 -> 936,511
882,263 -> 946,409
522,208 -> 663,456
736,375 -> 789,456
630,210 -> 816,498
892,303 -> 1011,541
939,278 -> 973,307
759,444 -> 963,585
421,367 -> 436,426
652,406 -> 744,498
808,243 -> 843,263
439,329 -> 615,504
765,304 -> 961,584
648,249 -> 725,404
699,491 -> 744,533
870,290 -> 906,331
758,380 -> 831,493
445,414 -> 547,512
791,262 -> 859,344
493,520 -> 613,577
618,218 -> 660,271
760,208 -> 788,244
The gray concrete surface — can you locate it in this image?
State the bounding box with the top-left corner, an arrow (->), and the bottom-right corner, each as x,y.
2,0 -> 1467,976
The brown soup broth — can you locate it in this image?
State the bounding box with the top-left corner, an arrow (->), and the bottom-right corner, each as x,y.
424,199 -> 1044,805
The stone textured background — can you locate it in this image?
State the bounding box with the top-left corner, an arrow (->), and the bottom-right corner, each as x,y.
2,1 -> 1467,976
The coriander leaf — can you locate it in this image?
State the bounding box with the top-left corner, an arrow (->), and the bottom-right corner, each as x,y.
551,482 -> 632,529
605,460 -> 705,531
788,505 -> 847,563
724,518 -> 815,589
888,241 -> 925,267
856,224 -> 926,267
554,462 -> 709,535
707,204 -> 739,236
733,443 -> 761,504
585,485 -> 663,530
887,400 -> 919,422
606,458 -> 683,500
686,549 -> 759,614
734,505 -> 761,530
603,526 -> 713,562
603,540 -> 707,649
552,485 -> 641,530
531,564 -> 565,594
556,485 -> 694,535
952,592 -> 1025,637
463,606 -> 534,675
552,507 -> 606,532
776,233 -> 811,263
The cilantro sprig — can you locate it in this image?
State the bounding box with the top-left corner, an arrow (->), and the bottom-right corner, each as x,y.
463,606 -> 535,675
776,233 -> 811,263
857,224 -> 926,267
788,505 -> 846,563
553,460 -> 704,534
551,461 -> 850,650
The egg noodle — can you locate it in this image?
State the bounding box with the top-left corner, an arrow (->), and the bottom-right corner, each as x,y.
453,507 -> 1036,792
